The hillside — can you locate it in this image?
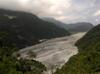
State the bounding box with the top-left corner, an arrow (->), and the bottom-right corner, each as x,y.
43,17 -> 94,33
42,17 -> 67,29
0,32 -> 46,74
0,9 -> 70,48
54,24 -> 100,74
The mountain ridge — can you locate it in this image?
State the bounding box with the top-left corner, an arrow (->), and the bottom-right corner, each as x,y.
0,9 -> 70,48
42,17 -> 94,33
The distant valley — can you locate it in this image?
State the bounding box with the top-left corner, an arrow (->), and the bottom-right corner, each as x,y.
42,17 -> 94,33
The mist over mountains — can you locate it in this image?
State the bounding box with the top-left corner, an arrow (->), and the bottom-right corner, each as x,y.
0,0 -> 99,25
43,17 -> 94,33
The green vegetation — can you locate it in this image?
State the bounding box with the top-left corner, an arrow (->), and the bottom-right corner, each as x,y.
54,24 -> 100,74
0,32 -> 46,74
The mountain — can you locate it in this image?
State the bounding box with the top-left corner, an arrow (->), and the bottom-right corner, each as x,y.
43,17 -> 94,33
67,22 -> 94,33
0,32 -> 46,74
0,9 -> 70,48
54,24 -> 100,74
42,17 -> 67,29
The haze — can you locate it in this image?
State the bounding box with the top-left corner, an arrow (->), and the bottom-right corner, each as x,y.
0,0 -> 99,25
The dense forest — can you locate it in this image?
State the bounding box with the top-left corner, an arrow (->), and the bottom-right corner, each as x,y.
54,24 -> 100,74
0,32 -> 46,74
0,9 -> 70,48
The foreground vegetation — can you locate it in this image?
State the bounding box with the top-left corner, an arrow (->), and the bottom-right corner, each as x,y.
54,24 -> 100,74
0,32 -> 46,74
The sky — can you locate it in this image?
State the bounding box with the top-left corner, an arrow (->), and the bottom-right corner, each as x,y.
0,0 -> 99,25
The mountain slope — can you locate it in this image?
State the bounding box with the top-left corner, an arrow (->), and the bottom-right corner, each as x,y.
54,24 -> 100,74
42,18 -> 67,29
0,32 -> 46,74
43,17 -> 94,33
0,9 -> 70,48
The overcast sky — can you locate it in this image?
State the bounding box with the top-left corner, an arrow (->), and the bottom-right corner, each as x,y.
0,0 -> 99,25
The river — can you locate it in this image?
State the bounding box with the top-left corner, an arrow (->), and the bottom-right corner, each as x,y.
18,32 -> 86,74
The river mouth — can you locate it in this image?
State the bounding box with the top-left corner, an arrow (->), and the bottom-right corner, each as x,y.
18,32 -> 86,74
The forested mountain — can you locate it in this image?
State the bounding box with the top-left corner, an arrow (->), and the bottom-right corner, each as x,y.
54,24 -> 100,74
0,32 -> 46,74
0,9 -> 70,48
43,17 -> 94,33
42,17 -> 67,29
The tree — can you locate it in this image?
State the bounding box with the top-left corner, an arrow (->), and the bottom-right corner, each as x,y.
28,50 -> 37,59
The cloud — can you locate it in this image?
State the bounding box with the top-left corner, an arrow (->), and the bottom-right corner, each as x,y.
0,0 -> 99,24
94,10 -> 100,16
0,0 -> 72,17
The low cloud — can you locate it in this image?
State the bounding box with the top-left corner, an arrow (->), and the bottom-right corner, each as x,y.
94,10 -> 100,16
0,0 -> 99,24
